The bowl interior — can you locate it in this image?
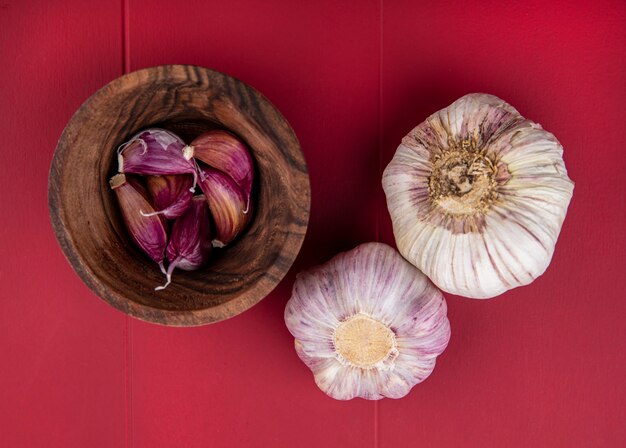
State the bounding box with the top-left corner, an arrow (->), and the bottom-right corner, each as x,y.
49,65 -> 310,326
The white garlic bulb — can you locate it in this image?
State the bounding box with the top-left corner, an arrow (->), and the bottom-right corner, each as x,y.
284,243 -> 450,400
383,93 -> 574,299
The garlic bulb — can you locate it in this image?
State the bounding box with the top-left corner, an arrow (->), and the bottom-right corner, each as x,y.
382,93 -> 574,299
284,243 -> 450,400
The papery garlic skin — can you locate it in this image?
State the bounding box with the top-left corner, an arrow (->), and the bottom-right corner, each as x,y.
118,128 -> 198,190
188,130 -> 254,200
156,195 -> 212,291
382,94 -> 574,299
197,164 -> 252,248
145,174 -> 193,219
109,173 -> 168,272
285,243 -> 450,400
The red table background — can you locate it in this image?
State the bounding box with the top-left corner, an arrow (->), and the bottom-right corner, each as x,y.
1,1 -> 625,446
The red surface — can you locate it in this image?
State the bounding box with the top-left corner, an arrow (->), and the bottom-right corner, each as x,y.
1,0 -> 625,446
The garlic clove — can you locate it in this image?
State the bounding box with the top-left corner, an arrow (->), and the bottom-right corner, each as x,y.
285,242 -> 450,400
187,130 -> 254,199
383,93 -> 574,299
118,128 -> 198,190
380,354 -> 433,399
197,164 -> 252,248
295,346 -> 363,400
144,174 -> 194,220
157,195 -> 212,291
109,173 -> 168,272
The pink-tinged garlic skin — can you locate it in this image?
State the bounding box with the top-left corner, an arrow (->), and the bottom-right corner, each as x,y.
166,195 -> 212,271
189,130 -> 254,199
156,195 -> 212,291
145,174 -> 194,220
118,128 -> 197,180
109,174 -> 168,267
197,164 -> 252,248
383,94 -> 574,299
285,242 -> 451,400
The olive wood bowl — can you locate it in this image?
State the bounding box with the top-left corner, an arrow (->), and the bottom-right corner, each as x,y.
48,65 -> 310,326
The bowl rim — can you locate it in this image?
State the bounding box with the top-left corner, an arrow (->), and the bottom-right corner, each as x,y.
48,64 -> 310,326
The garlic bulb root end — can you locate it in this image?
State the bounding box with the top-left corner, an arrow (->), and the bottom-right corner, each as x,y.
382,93 -> 574,299
333,313 -> 397,369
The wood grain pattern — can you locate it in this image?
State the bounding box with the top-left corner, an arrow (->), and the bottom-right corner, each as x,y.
48,65 -> 310,326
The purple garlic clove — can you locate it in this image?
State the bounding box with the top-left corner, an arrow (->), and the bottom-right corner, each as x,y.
197,164 -> 252,248
156,195 -> 212,291
144,174 -> 194,220
117,128 -> 197,190
109,173 -> 168,274
186,130 -> 254,205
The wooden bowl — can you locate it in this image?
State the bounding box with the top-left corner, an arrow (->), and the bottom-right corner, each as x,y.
48,65 -> 310,326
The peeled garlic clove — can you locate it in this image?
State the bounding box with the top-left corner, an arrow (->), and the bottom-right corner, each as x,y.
382,93 -> 574,299
285,242 -> 451,400
197,164 -> 251,248
186,130 -> 254,199
118,128 -> 197,190
144,174 -> 193,220
156,195 -> 212,291
109,173 -> 168,273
